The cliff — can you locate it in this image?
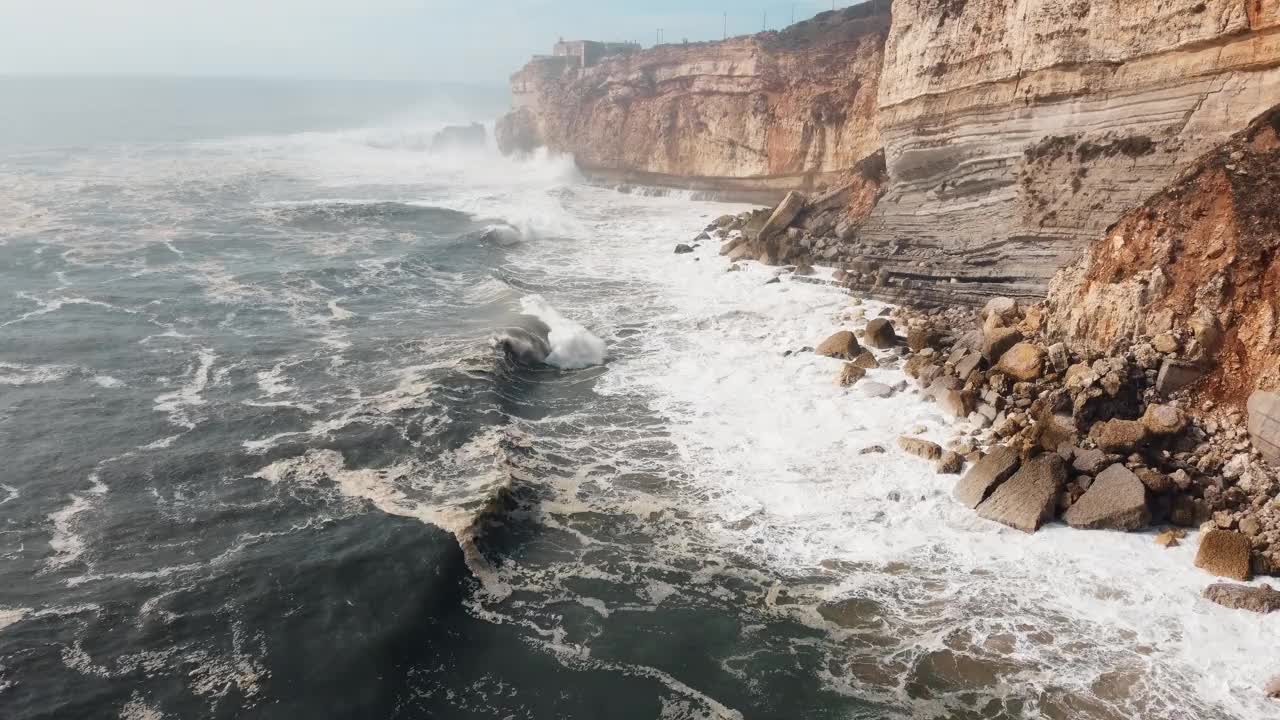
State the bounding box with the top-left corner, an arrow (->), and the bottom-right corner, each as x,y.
498,0 -> 1280,304
1046,104 -> 1280,409
497,2 -> 892,203
850,0 -> 1280,306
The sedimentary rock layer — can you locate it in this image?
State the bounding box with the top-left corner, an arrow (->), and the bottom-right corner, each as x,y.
846,0 -> 1280,305
498,2 -> 891,204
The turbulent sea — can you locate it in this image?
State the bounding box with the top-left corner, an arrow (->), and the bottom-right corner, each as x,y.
0,77 -> 1276,720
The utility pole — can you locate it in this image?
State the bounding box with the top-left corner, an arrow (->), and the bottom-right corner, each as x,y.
791,4 -> 795,25
723,11 -> 727,40
762,11 -> 767,31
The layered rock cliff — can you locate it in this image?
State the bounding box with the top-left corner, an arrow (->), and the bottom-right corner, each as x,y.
497,1 -> 891,203
852,0 -> 1280,306
499,0 -> 1280,304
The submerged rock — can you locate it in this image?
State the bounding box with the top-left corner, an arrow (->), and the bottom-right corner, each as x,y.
898,436 -> 943,461
936,451 -> 965,475
674,244 -> 695,254
1202,583 -> 1280,614
838,364 -> 866,387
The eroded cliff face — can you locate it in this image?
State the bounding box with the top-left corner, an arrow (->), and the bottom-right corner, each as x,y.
499,0 -> 1280,303
497,2 -> 891,203
1046,105 -> 1280,408
849,0 -> 1280,305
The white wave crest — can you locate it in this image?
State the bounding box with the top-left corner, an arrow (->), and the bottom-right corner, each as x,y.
519,295 -> 606,370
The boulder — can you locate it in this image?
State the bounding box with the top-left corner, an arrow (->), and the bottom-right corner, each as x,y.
1267,676 -> 1280,699
937,389 -> 972,419
982,327 -> 1024,363
996,343 -> 1047,381
1035,412 -> 1078,452
1195,530 -> 1253,581
975,454 -> 1067,533
861,381 -> 895,398
1152,333 -> 1181,354
850,350 -> 879,370
837,364 -> 866,387
1047,342 -> 1070,372
898,436 -> 943,461
863,318 -> 897,349
816,331 -> 861,360
758,191 -> 806,260
937,451 -> 965,475
1071,447 -> 1109,475
1062,464 -> 1151,531
1248,391 -> 1280,466
674,244 -> 695,254
1141,403 -> 1187,436
907,327 -> 939,352
1202,583 -> 1280,614
792,262 -> 815,276
954,446 -> 1021,509
1090,419 -> 1149,453
1156,360 -> 1203,395
954,353 -> 983,382
981,297 -> 1020,326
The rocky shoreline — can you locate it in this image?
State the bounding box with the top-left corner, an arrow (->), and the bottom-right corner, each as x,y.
681,208 -> 1280,700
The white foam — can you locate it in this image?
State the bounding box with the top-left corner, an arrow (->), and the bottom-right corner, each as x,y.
0,361 -> 75,386
92,375 -> 124,388
152,349 -> 215,431
45,494 -> 93,570
519,295 -> 606,370
0,608 -> 28,633
500,186 -> 1280,718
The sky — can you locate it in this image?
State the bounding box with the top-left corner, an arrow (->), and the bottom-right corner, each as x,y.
0,1 -> 862,87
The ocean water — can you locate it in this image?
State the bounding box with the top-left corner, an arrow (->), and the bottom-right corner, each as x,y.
0,76 -> 1276,720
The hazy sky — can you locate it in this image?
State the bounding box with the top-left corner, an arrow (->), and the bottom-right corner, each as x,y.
0,1 -> 859,86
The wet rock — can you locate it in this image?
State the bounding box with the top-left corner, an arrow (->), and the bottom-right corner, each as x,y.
1141,403 -> 1187,436
861,381 -> 895,399
674,243 -> 695,254
1266,676 -> 1280,699
765,276 -> 781,285
859,445 -> 887,455
1090,419 -> 1149,453
838,364 -> 866,387
937,451 -> 965,475
816,331 -> 861,360
975,454 -> 1067,534
1248,391 -> 1280,466
1156,360 -> 1203,395
995,343 -> 1046,381
937,389 -> 973,420
863,318 -> 897,349
850,350 -> 879,370
898,436 -> 943,462
1155,528 -> 1186,547
1195,530 -> 1253,581
792,262 -> 815,276
982,327 -> 1024,363
758,191 -> 806,251
1063,464 -> 1151,531
1202,583 -> 1280,613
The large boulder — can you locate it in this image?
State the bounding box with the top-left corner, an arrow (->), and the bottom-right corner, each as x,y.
816,331 -> 861,360
1062,464 -> 1151,531
982,327 -> 1024,363
1089,419 -> 1149,453
898,436 -> 943,461
863,318 -> 897,349
1141,403 -> 1188,436
954,446 -> 1021,509
850,350 -> 879,370
1202,583 -> 1280,614
1195,530 -> 1253,581
981,297 -> 1020,326
996,343 -> 1047,381
1248,391 -> 1280,466
758,191 -> 806,262
837,364 -> 866,387
975,454 -> 1066,533
1156,360 -> 1203,395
